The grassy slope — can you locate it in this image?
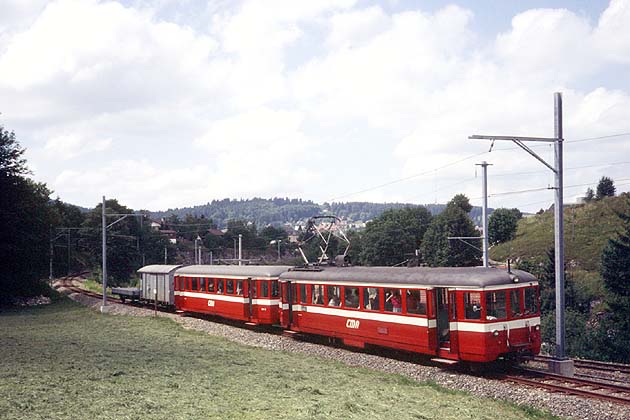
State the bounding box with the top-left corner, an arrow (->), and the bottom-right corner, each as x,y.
0,300 -> 558,420
490,194 -> 630,272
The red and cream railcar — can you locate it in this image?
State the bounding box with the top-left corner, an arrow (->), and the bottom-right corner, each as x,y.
174,265 -> 290,325
278,266 -> 540,362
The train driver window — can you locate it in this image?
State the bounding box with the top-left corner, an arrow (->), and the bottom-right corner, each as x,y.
260,281 -> 269,298
178,277 -> 185,291
299,284 -> 308,304
236,280 -> 243,296
327,286 -> 341,307
510,289 -> 522,318
217,279 -> 224,294
344,287 -> 360,309
406,289 -> 427,315
208,278 -> 215,293
485,291 -> 507,320
384,289 -> 402,313
226,279 -> 235,294
524,287 -> 538,315
311,285 -> 324,305
191,278 -> 198,291
464,292 -> 482,320
271,281 -> 279,297
363,288 -> 380,311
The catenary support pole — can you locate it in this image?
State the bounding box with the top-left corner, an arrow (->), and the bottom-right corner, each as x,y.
102,195 -> 107,308
477,162 -> 491,268
554,92 -> 566,359
238,234 -> 242,266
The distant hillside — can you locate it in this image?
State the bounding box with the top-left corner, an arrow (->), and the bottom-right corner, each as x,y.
490,194 -> 630,272
151,198 -> 489,228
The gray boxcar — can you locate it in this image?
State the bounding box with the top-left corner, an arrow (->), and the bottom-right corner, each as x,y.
138,265 -> 182,305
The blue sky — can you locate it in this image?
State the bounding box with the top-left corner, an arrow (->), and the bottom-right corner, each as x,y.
1,0 -> 629,213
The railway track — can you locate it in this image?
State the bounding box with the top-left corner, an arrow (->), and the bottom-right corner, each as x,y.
503,368 -> 630,406
534,354 -> 630,375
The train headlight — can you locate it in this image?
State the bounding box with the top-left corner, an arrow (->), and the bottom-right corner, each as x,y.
535,325 -> 540,331
492,330 -> 499,337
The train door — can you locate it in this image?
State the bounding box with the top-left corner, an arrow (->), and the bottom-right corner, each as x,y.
280,281 -> 293,328
435,287 -> 450,349
246,278 -> 253,321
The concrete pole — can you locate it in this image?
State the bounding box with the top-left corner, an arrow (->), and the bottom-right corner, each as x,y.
554,92 -> 566,359
102,196 -> 107,308
210,251 -> 213,265
49,227 -> 53,282
238,234 -> 242,266
480,162 -> 489,268
164,247 -> 167,264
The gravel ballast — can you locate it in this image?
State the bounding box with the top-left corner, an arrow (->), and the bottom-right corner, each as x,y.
57,282 -> 630,420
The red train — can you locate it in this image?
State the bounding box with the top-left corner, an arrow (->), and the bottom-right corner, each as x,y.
134,264 -> 540,363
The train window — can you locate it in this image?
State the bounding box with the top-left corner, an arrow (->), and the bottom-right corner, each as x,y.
384,289 -> 402,313
191,278 -> 198,291
363,288 -> 380,311
510,289 -> 522,318
199,278 -> 206,292
464,292 -> 482,320
208,278 -> 215,293
271,281 -> 279,297
291,283 -> 298,304
406,289 -> 427,315
311,285 -> 324,305
299,284 -> 308,304
236,280 -> 243,296
217,280 -> 224,294
524,287 -> 538,315
260,281 -> 269,298
178,277 -> 184,291
485,291 -> 507,320
327,286 -> 341,307
344,287 -> 360,309
226,279 -> 235,294
250,281 -> 257,298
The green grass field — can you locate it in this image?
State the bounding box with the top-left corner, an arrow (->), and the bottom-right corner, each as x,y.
0,299 -> 560,420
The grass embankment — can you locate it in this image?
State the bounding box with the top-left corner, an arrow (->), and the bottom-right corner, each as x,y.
0,299 -> 559,420
491,194 -> 630,272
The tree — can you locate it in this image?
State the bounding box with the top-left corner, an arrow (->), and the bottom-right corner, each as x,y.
421,195 -> 481,267
488,208 -> 522,244
584,187 -> 595,203
359,207 -> 432,266
597,198 -> 630,362
596,176 -> 615,200
0,126 -> 28,177
0,126 -> 53,303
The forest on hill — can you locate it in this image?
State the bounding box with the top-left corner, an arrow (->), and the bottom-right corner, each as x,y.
151,198 -> 489,228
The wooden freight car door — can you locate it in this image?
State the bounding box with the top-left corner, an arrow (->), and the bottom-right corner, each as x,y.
436,288 -> 450,349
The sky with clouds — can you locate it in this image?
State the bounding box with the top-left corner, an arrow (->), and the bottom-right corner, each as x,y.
1,0 -> 629,213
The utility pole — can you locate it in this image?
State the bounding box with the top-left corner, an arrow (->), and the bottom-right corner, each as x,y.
238,234 -> 242,266
102,195 -> 107,310
164,246 -> 168,264
101,196 -> 145,312
470,92 -> 573,376
476,161 -> 491,268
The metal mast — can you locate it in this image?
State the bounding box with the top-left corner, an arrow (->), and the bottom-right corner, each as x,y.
470,92 -> 573,375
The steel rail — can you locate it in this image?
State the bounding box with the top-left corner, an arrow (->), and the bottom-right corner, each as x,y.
503,368 -> 630,406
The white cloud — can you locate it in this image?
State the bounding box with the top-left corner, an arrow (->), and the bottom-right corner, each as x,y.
44,134 -> 111,159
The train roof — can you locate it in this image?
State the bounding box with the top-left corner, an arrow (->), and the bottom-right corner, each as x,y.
137,264 -> 182,274
280,266 -> 537,288
175,265 -> 292,278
